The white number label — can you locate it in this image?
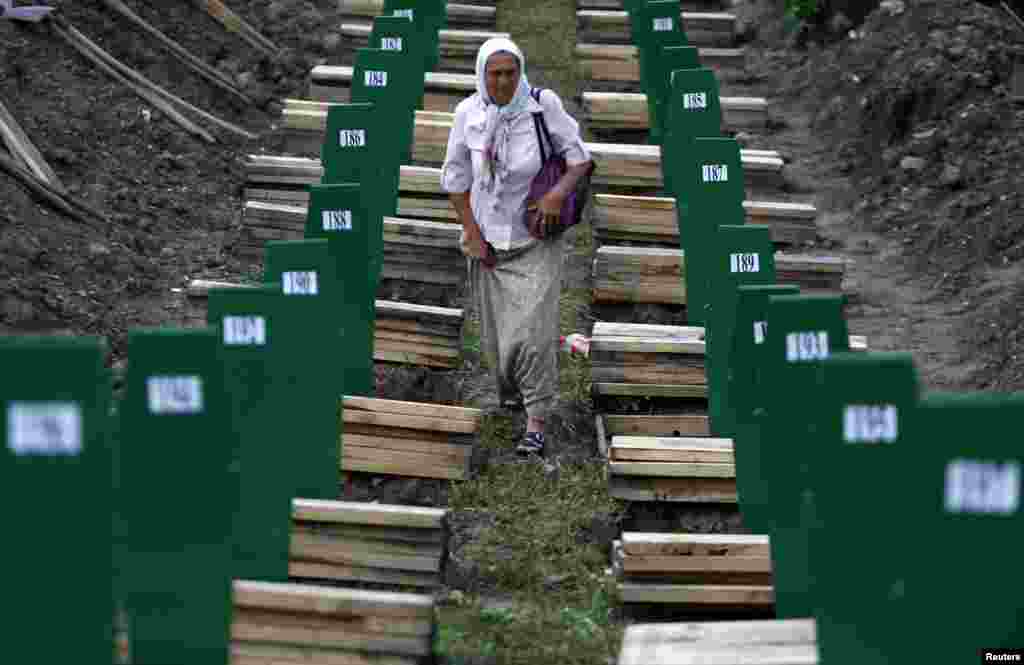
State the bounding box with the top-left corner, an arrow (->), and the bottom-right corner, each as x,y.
683,92 -> 707,110
338,129 -> 366,148
147,377 -> 203,415
7,403 -> 82,456
652,16 -> 673,31
945,460 -> 1020,515
322,209 -> 353,231
282,271 -> 319,295
365,70 -> 388,87
785,331 -> 829,362
701,164 -> 728,183
753,321 -> 767,345
393,8 -> 413,19
843,405 -> 898,444
730,253 -> 760,274
381,36 -> 403,51
223,316 -> 266,346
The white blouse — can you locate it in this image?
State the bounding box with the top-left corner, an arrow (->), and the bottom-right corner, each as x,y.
440,89 -> 591,250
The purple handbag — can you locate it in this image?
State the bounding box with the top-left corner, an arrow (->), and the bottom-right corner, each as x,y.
525,88 -> 595,239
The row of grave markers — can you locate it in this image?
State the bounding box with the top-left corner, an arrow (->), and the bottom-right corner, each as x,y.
619,0 -> 1023,658
3,1 -> 460,661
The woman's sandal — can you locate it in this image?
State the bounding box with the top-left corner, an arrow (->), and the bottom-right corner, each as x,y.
515,431 -> 546,459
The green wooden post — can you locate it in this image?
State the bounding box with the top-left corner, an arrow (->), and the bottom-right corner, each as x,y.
760,294 -> 849,619
321,102 -> 399,220
207,285 -> 295,583
807,352 -> 918,665
729,284 -> 800,534
705,224 -> 776,439
1,336 -> 114,663
368,15 -> 429,110
673,137 -> 745,326
647,45 -> 701,145
118,328 -> 236,664
350,48 -> 422,175
662,67 -> 724,199
262,239 -> 347,497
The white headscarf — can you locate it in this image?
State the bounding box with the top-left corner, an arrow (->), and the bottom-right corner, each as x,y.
475,37 -> 532,193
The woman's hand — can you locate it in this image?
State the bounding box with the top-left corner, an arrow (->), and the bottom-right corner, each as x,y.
460,220 -> 488,260
528,188 -> 566,239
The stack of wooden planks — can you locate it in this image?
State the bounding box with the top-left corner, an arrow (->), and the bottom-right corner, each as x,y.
340,396 -> 479,480
583,91 -> 768,132
577,43 -> 747,82
338,24 -> 509,72
592,194 -> 819,247
308,66 -> 475,112
577,9 -> 737,46
244,155 -> 457,223
375,300 -> 465,369
617,620 -> 817,665
590,322 -> 706,399
593,246 -> 849,305
239,201 -> 463,287
608,436 -> 736,503
338,0 -> 497,29
613,533 -> 774,611
596,410 -> 711,458
232,579 -> 434,665
289,498 -> 446,590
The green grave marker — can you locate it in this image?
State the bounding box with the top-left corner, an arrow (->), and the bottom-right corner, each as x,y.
304,182 -> 384,310
705,224 -> 776,439
1,335 -> 113,663
760,294 -> 849,619
350,48 -> 422,172
807,352 -> 918,665
383,0 -> 446,72
118,328 -> 236,664
728,284 -> 800,534
646,45 -> 702,144
663,67 -> 724,198
673,137 -> 745,326
632,0 -> 688,97
368,15 -> 428,109
262,239 -> 348,500
321,102 -> 400,221
207,285 -> 294,582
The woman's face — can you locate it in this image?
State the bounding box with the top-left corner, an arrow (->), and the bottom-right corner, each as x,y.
485,52 -> 520,106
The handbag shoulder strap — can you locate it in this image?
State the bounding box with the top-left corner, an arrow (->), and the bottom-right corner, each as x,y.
530,87 -> 557,161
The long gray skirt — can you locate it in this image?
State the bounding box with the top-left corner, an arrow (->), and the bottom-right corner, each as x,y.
468,236 -> 565,420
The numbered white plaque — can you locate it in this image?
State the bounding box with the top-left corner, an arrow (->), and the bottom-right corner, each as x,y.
282,271 -> 319,296
730,253 -> 761,274
683,92 -> 707,110
785,331 -> 830,362
753,321 -> 767,345
365,70 -> 388,87
652,16 -> 673,31
381,37 -> 403,51
338,129 -> 366,148
223,316 -> 266,346
393,8 -> 413,19
322,209 -> 353,231
701,164 -> 729,183
147,377 -> 203,415
945,459 -> 1020,515
843,405 -> 898,444
7,402 -> 82,456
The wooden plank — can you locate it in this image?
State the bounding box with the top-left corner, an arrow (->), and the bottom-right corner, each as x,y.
342,422 -> 462,445
343,434 -> 470,461
589,365 -> 706,384
235,607 -> 431,637
290,533 -> 442,572
234,641 -> 416,665
233,580 -> 432,617
290,522 -> 443,547
342,456 -> 466,481
343,396 -> 480,423
620,643 -> 816,665
593,322 -> 703,339
621,619 -> 815,647
375,349 -> 459,369
289,561 -> 440,589
621,533 -> 770,557
593,383 -> 707,398
623,555 -> 771,575
232,620 -> 429,657
611,447 -> 732,463
604,415 -> 710,436
342,409 -> 476,434
291,499 -> 445,529
612,436 -> 732,450
608,475 -> 735,503
617,583 -> 774,606
589,337 -> 705,354
610,461 -> 735,478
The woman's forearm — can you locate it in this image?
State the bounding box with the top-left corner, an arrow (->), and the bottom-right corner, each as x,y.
448,191 -> 476,230
552,161 -> 593,198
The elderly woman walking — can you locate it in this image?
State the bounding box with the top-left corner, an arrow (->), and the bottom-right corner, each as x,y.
441,37 -> 593,458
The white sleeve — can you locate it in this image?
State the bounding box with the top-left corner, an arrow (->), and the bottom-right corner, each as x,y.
441,104 -> 473,193
538,89 -> 591,167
